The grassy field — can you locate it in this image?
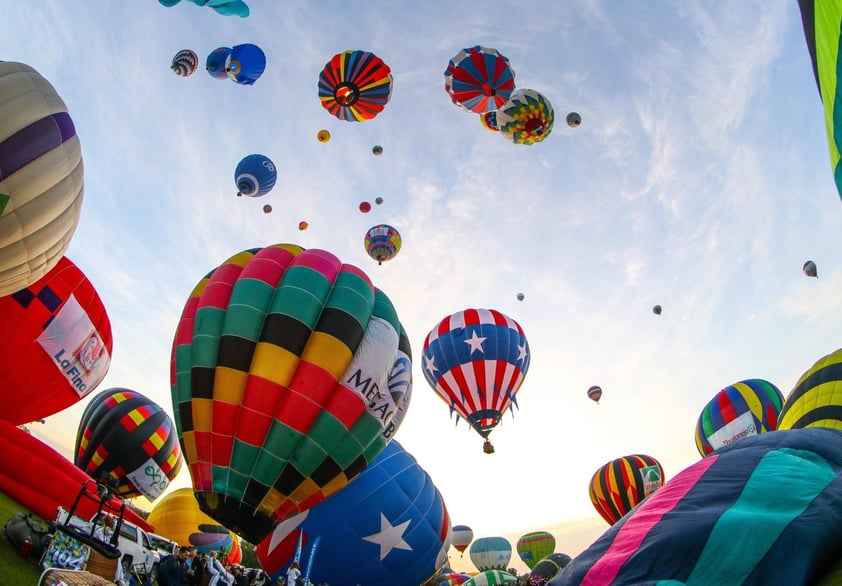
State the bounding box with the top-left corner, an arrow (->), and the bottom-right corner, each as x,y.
0,492 -> 49,586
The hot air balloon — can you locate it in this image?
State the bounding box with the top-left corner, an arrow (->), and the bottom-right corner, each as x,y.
263,204 -> 272,214
556,429 -> 842,586
587,385 -> 602,404
171,50 -> 199,76
516,531 -> 555,570
318,50 -> 393,122
170,244 -> 412,544
75,388 -> 183,501
422,309 -> 530,453
694,379 -> 784,457
516,292 -> 524,301
496,89 -> 555,145
439,572 -> 472,585
235,154 -> 276,197
298,220 -> 308,231
469,537 -> 512,572
480,111 -> 499,132
206,47 -> 232,79
0,256 -> 111,425
652,304 -> 662,315
359,201 -> 372,213
256,441 -> 449,586
565,112 -> 581,127
451,525 -> 474,555
803,260 -> 818,278
157,0 -> 249,17
225,43 -> 266,85
444,46 -> 516,114
0,62 -> 85,297
147,488 -> 238,555
463,570 -> 518,586
375,197 -> 384,205
317,130 -> 330,143
364,224 -> 402,265
530,553 -> 571,583
589,454 -> 664,525
779,347 -> 842,431
372,145 -> 383,156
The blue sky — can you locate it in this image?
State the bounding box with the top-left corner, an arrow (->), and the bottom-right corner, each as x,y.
6,0 -> 842,574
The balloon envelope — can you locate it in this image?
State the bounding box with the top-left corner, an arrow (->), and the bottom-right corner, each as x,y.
444,46 -> 516,114
803,260 -> 818,277
652,304 -> 662,315
694,379 -> 784,457
147,487 -> 238,554
587,385 -> 602,403
463,570 -> 518,585
235,154 -> 277,197
298,220 -> 308,230
496,89 -> 555,145
317,129 -> 330,143
530,553 -> 571,581
516,531 -> 555,569
0,256 -> 111,425
480,111 -> 499,132
451,525 -> 473,553
589,454 -> 664,525
171,49 -> 198,76
469,536 -> 512,571
170,244 -> 412,544
75,388 -> 183,500
566,112 -> 581,127
0,62 -> 84,296
359,201 -> 372,213
226,43 -> 266,85
372,145 -> 383,156
779,347 -> 842,431
318,50 -> 393,122
364,224 -> 402,264
206,47 -> 232,79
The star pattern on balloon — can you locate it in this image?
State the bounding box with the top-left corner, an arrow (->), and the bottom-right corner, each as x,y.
362,513 -> 412,560
424,355 -> 439,376
517,343 -> 528,362
464,330 -> 487,354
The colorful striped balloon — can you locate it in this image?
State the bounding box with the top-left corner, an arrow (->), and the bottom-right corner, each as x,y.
779,347 -> 842,430
170,244 -> 412,544
452,524 -> 474,554
589,454 -> 664,525
463,570 -> 518,585
364,224 -> 401,265
694,379 -> 784,457
318,50 -> 393,122
516,531 -> 556,569
444,46 -> 516,114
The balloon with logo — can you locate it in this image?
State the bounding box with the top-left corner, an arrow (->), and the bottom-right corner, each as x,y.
0,256 -> 111,425
318,50 -> 393,122
470,537 -> 512,572
694,379 -> 785,457
451,525 -> 473,555
225,43 -> 266,85
147,488 -> 238,555
496,89 -> 555,145
364,224 -> 401,265
589,454 -> 664,525
516,531 -> 555,570
171,244 -> 412,544
444,46 -> 516,114
422,308 -> 530,454
255,441 -> 449,586
171,50 -> 199,76
0,62 -> 85,297
235,154 -> 276,197
778,347 -> 842,431
75,388 -> 183,501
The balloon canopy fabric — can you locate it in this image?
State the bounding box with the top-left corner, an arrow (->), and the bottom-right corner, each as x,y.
0,256 -> 111,426
516,531 -> 556,569
496,89 -> 555,145
75,388 -> 183,501
0,62 -> 84,297
551,429 -> 842,586
422,308 -> 530,450
803,259 -> 818,277
171,50 -> 198,76
317,129 -> 330,143
587,385 -> 602,404
589,454 -> 664,526
531,553 -> 572,581
170,244 -> 412,544
799,0 -> 842,203
235,154 -> 277,197
318,50 -> 393,122
694,379 -> 784,457
463,570 -> 518,586
444,46 -> 516,114
225,43 -> 266,85
779,347 -> 842,431
364,224 -> 402,265
451,524 -> 474,553
480,111 -> 499,132
157,0 -> 249,17
256,441 -> 450,586
146,487 -> 237,554
206,47 -> 232,80
470,536 -> 512,572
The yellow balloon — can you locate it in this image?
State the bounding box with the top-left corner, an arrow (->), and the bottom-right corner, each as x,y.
779,348 -> 842,431
317,129 -> 330,143
147,488 -> 237,552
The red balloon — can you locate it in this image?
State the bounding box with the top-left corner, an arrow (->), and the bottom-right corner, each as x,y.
0,256 -> 112,425
359,201 -> 372,213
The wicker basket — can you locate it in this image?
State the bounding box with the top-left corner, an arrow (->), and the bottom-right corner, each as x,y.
84,548 -> 118,581
39,567 -> 116,585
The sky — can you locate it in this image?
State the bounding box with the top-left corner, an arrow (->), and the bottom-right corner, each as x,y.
5,0 -> 842,576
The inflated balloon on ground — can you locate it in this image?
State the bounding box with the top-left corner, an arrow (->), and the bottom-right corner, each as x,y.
470,537 -> 512,571
779,347 -> 842,430
147,487 -> 238,555
589,454 -> 664,525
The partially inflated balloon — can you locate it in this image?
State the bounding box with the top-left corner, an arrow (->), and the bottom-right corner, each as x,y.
171,50 -> 199,76
779,347 -> 842,430
694,379 -> 784,457
0,256 -> 111,425
147,488 -> 238,555
589,454 -> 664,525
235,154 -> 276,197
75,388 -> 183,500
0,62 -> 84,297
451,525 -> 473,554
171,244 -> 412,544
256,441 -> 449,586
470,537 -> 512,571
516,531 -> 555,570
364,224 -> 401,265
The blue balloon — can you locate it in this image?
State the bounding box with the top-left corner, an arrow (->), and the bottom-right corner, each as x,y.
206,47 -> 232,79
234,154 -> 277,197
226,43 -> 266,85
256,441 -> 452,586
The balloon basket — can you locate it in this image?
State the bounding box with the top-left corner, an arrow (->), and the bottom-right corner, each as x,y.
483,440 -> 495,454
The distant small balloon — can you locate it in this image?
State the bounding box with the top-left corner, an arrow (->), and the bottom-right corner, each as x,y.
359,201 -> 372,213
171,49 -> 199,77
588,385 -> 602,404
517,293 -> 525,301
262,204 -> 272,214
653,304 -> 662,315
298,221 -> 308,231
317,129 -> 331,143
372,145 -> 383,156
803,260 -> 818,278
375,197 -> 384,205
566,112 -> 582,127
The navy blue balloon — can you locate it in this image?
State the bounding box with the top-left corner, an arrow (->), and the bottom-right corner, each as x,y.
226,43 -> 266,85
206,47 -> 232,79
234,154 -> 277,197
256,441 -> 452,586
